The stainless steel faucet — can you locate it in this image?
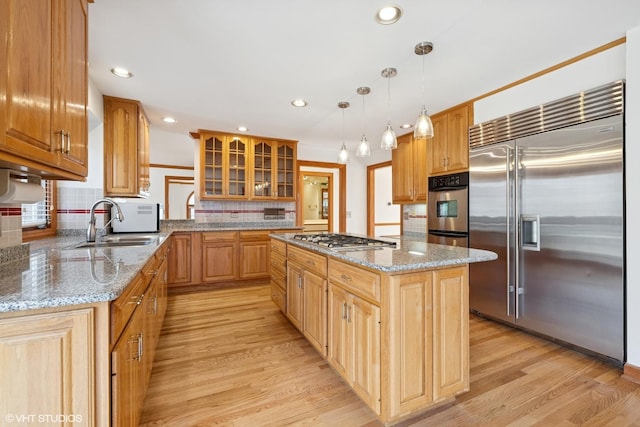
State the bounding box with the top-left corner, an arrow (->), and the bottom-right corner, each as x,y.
86,198 -> 125,242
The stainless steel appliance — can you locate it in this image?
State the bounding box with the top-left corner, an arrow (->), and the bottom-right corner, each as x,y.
469,80 -> 625,362
427,172 -> 468,247
111,202 -> 160,233
292,233 -> 396,249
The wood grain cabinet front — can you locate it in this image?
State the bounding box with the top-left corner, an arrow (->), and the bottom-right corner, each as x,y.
167,233 -> 193,285
286,245 -> 328,356
197,130 -> 297,201
103,95 -> 150,197
391,132 -> 428,203
428,103 -> 472,176
0,0 -> 89,180
0,307 -> 99,424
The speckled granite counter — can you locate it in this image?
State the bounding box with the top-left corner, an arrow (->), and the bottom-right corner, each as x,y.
160,219 -> 300,232
271,233 -> 497,273
0,232 -> 171,313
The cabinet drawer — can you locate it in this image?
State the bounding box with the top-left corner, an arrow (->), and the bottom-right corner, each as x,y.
271,238 -> 287,255
272,270 -> 286,289
271,251 -> 287,275
271,281 -> 286,312
329,259 -> 381,304
110,272 -> 146,347
288,245 -> 327,277
201,231 -> 238,242
240,230 -> 270,241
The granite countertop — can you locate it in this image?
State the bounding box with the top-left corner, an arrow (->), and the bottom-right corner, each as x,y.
0,233 -> 171,313
0,224 -> 302,314
271,233 -> 498,273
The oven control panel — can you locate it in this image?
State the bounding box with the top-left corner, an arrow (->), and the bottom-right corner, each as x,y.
428,172 -> 469,190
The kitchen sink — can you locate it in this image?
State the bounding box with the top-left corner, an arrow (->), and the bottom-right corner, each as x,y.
65,235 -> 159,249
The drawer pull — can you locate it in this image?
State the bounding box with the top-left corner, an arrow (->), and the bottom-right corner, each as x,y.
128,294 -> 144,305
306,260 -> 315,267
340,274 -> 352,282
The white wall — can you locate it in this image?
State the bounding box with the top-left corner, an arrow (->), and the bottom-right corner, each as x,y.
473,35 -> 639,368
625,27 -> 640,368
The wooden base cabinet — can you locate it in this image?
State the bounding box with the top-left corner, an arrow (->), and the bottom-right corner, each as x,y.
167,232 -> 193,285
111,240 -> 169,426
270,238 -> 287,312
0,307 -> 101,424
328,284 -> 381,414
286,245 -> 328,356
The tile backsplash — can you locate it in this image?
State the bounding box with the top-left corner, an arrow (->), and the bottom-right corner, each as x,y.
403,203 -> 427,235
195,200 -> 296,223
57,187 -> 107,230
0,207 -> 22,248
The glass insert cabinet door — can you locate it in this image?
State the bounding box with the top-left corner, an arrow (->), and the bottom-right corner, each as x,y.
202,135 -> 224,197
253,140 -> 273,198
277,143 -> 295,199
227,137 -> 247,196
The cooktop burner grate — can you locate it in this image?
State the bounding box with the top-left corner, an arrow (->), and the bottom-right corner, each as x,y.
292,233 -> 396,249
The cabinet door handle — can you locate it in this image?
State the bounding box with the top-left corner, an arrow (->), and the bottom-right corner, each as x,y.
56,130 -> 66,153
65,132 -> 71,154
346,305 -> 351,323
128,333 -> 142,362
341,302 -> 347,320
138,332 -> 144,360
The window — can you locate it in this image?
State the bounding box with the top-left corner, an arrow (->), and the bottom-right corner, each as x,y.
22,180 -> 56,241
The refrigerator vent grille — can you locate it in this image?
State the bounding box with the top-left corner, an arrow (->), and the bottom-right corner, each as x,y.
469,80 -> 624,148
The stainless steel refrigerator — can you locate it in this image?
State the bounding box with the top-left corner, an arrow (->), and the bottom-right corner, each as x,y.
469,81 -> 625,362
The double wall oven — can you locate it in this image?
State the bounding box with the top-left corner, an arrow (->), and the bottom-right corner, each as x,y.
427,171 -> 468,247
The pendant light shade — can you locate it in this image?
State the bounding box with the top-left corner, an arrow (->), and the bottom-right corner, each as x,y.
414,41 -> 434,140
356,86 -> 371,157
357,134 -> 371,157
380,67 -> 397,150
337,101 -> 350,164
414,106 -> 434,138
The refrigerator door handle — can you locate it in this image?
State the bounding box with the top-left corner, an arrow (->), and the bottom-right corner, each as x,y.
514,146 -> 521,320
506,146 -> 513,318
521,214 -> 541,251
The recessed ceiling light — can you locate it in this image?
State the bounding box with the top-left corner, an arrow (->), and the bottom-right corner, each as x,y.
400,123 -> 413,129
237,126 -> 248,132
110,67 -> 133,78
375,5 -> 402,25
162,117 -> 177,124
291,99 -> 308,107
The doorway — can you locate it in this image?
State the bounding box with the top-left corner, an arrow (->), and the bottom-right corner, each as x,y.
164,175 -> 195,219
367,161 -> 401,236
297,160 -> 346,233
301,172 -> 332,232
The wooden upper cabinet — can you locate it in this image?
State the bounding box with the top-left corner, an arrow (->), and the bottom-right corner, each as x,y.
104,96 -> 150,198
199,130 -> 297,201
250,138 -> 297,201
0,0 -> 89,180
200,132 -> 248,199
428,103 -> 472,176
391,133 -> 427,203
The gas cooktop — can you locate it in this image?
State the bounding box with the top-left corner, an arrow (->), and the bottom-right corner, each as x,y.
292,233 -> 397,249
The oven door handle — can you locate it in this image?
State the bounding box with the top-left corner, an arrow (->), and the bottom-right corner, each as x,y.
428,230 -> 468,238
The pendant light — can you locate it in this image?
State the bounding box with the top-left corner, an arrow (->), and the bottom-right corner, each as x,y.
356,86 -> 371,157
414,41 -> 434,139
380,67 -> 397,150
337,101 -> 350,164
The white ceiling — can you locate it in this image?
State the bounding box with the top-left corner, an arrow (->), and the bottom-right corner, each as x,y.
88,1 -> 640,152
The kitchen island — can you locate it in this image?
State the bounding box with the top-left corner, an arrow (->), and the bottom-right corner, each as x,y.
270,233 -> 497,425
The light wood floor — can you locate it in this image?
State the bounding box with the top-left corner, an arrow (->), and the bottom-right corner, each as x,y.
139,284 -> 640,426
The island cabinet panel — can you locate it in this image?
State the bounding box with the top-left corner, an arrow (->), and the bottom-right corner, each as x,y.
0,0 -> 89,180
239,230 -> 272,279
433,265 -> 469,400
327,285 -> 350,379
286,261 -> 304,330
0,308 -> 96,425
302,269 -> 328,355
384,272 -> 434,419
270,237 -> 287,312
286,245 -> 328,356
